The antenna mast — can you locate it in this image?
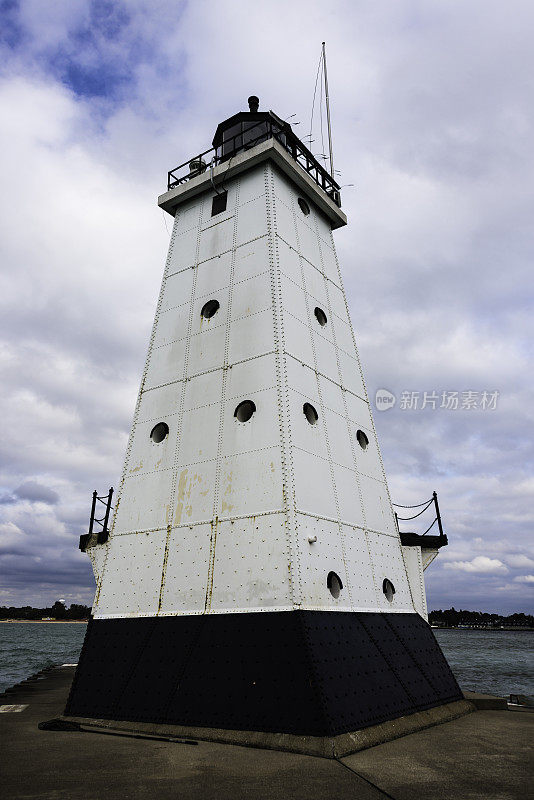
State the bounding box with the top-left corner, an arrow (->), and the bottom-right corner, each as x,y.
322,41 -> 334,178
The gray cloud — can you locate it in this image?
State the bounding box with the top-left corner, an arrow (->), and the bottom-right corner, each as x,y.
13,481 -> 60,505
0,0 -> 532,612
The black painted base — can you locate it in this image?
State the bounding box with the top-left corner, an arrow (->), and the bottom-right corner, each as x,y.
65,611 -> 462,737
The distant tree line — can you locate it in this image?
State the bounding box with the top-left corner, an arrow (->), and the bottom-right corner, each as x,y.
0,601 -> 91,620
429,608 -> 534,628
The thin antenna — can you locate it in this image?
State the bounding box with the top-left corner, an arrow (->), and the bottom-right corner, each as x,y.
322,41 -> 334,178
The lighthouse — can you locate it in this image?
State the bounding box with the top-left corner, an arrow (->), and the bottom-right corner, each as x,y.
66,97 -> 465,753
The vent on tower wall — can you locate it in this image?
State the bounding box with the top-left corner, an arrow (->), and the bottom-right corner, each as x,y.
211,191 -> 228,216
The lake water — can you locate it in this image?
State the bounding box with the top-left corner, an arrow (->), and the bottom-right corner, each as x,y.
0,622 -> 532,698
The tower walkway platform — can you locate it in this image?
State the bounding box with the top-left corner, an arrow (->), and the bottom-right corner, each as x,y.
1,665 -> 531,800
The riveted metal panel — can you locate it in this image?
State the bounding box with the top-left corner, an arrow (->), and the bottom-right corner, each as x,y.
227,307 -> 274,364
273,201 -> 299,250
194,250 -> 232,296
298,516 -> 352,611
314,209 -> 337,246
94,528 -> 167,617
233,236 -> 270,283
188,323 -> 226,374
172,461 -> 217,526
338,348 -> 366,396
276,236 -> 303,287
218,447 -> 284,518
312,330 -> 340,383
367,530 -> 413,612
289,388 -> 329,461
210,515 -> 291,612
158,523 -> 212,615
180,403 -> 220,464
198,216 -> 234,263
236,194 -> 269,246
183,368 -> 224,411
144,338 -> 187,390
225,352 -> 277,400
283,311 -> 314,366
295,216 -> 322,266
272,165 -> 299,210
316,235 -> 341,286
231,270 -> 272,320
332,315 -> 360,360
280,271 -> 309,325
127,419 -> 176,477
402,545 -> 428,620
168,228 -> 199,273
300,257 -> 328,307
293,448 -> 337,518
324,409 -> 354,470
221,387 -> 280,458
285,355 -> 318,400
137,382 -> 182,424
113,470 -> 174,535
161,267 -> 195,309
87,543 -> 107,584
317,374 -> 345,416
353,428 -> 386,483
327,281 -> 352,325
331,463 -> 366,527
359,474 -> 397,536
172,197 -> 202,237
152,305 -> 191,349
237,164 -> 267,206
345,391 -> 374,427
192,285 -> 229,334
341,524 -> 379,610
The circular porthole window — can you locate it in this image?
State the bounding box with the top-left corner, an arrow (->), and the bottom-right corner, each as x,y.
383,578 -> 395,602
201,299 -> 220,319
234,400 -> 256,422
327,571 -> 343,599
356,429 -> 369,450
314,306 -> 327,327
303,402 -> 318,425
150,422 -> 169,443
297,197 -> 310,216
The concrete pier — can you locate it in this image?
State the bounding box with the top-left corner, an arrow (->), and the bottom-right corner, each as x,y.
1,666 -> 532,800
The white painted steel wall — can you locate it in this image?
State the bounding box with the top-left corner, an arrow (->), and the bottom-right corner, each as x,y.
90,153 -> 425,620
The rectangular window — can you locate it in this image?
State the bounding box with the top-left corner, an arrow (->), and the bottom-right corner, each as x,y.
211,191 -> 228,216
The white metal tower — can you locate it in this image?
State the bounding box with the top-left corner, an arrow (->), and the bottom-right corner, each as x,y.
66,98 -> 464,753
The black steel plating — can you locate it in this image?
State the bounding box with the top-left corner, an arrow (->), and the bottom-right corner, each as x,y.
65,611 -> 462,736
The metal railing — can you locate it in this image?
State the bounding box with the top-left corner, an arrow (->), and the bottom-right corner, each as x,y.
79,487 -> 114,551
393,491 -> 448,548
166,117 -> 342,207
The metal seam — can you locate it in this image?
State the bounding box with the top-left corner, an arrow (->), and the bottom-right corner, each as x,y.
266,163 -> 300,608
93,204 -> 182,611
291,199 -> 352,608
157,195 -> 204,614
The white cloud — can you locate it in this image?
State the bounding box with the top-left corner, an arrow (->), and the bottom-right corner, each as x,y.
443,556 -> 508,574
513,575 -> 534,584
506,555 -> 534,569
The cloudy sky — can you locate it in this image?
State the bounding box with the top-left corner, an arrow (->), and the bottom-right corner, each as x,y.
0,0 -> 532,613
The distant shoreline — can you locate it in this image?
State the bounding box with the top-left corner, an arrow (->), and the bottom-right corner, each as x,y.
0,619 -> 88,624
432,625 -> 534,632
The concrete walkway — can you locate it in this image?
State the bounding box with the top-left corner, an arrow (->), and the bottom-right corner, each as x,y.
1,666 -> 532,800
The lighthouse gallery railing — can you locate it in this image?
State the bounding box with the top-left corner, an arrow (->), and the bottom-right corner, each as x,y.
167,117 -> 342,207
